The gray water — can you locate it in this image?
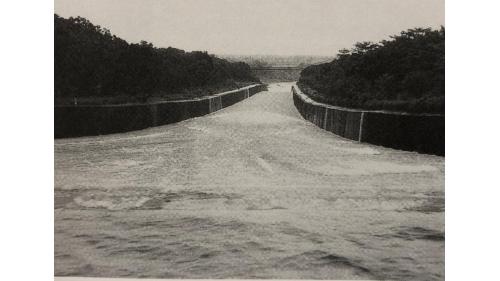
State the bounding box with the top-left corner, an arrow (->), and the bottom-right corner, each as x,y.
55,83 -> 444,280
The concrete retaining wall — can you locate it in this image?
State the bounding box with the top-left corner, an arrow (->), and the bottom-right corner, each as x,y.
292,85 -> 444,156
55,84 -> 267,138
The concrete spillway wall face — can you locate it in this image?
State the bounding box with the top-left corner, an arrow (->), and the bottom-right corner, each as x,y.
361,112 -> 444,156
208,96 -> 222,113
291,85 -> 444,156
220,89 -> 246,108
54,105 -> 155,138
248,84 -> 267,97
55,84 -> 264,138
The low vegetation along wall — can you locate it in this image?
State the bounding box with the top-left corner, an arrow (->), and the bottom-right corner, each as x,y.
292,85 -> 444,156
55,84 -> 267,138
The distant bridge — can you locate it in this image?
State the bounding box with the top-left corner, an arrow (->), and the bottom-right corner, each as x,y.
250,60 -> 332,71
250,61 -> 332,82
250,66 -> 305,71
250,66 -> 304,83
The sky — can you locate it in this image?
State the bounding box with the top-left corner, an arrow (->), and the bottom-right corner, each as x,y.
54,0 -> 444,56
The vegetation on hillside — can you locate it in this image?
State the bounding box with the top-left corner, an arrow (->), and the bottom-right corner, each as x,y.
55,14 -> 259,104
298,27 -> 445,114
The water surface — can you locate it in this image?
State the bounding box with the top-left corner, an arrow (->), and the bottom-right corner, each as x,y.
55,83 -> 444,280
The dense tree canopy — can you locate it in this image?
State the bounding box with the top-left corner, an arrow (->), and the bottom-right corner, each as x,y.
298,27 -> 445,113
55,14 -> 259,102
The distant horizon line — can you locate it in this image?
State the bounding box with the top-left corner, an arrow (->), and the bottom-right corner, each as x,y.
214,53 -> 336,58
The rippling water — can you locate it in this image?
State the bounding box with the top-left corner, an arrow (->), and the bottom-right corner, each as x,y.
55,83 -> 444,280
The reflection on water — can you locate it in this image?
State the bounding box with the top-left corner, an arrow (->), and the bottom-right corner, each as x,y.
55,83 -> 444,280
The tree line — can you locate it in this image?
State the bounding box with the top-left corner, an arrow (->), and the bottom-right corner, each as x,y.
298,27 -> 445,114
55,14 -> 259,103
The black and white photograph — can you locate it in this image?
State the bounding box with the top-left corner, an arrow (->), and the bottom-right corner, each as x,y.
16,1 -> 500,281
51,0 -> 445,280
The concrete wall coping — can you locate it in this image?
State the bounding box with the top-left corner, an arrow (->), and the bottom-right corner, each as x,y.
55,84 -> 263,108
292,84 -> 444,117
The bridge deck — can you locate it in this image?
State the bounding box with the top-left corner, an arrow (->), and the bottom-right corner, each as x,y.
250,66 -> 304,70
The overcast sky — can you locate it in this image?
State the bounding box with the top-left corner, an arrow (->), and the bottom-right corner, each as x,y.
54,0 -> 444,56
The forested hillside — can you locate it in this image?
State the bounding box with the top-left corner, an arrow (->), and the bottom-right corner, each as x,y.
55,14 -> 259,104
298,27 -> 444,113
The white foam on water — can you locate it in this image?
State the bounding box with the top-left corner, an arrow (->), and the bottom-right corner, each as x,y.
211,110 -> 298,125
73,195 -> 150,211
313,160 -> 437,176
256,157 -> 274,173
186,125 -> 211,134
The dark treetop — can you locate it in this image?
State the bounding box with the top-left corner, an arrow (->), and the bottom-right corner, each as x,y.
298,27 -> 445,114
55,14 -> 259,104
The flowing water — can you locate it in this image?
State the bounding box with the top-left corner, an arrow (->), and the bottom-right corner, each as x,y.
55,83 -> 444,280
